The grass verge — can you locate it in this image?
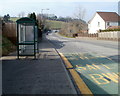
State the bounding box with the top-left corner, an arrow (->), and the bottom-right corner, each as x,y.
58,32 -> 75,38
2,36 -> 16,56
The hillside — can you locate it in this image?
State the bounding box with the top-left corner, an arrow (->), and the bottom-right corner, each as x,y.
46,20 -> 66,29
10,17 -> 20,22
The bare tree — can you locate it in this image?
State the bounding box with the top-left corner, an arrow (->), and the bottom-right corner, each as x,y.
59,6 -> 87,37
37,14 -> 47,31
74,6 -> 86,20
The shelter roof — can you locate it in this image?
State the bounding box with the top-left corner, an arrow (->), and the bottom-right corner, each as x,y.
16,17 -> 36,25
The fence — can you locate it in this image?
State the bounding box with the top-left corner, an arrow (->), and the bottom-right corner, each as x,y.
2,23 -> 16,44
98,31 -> 120,41
77,31 -> 120,41
77,33 -> 98,38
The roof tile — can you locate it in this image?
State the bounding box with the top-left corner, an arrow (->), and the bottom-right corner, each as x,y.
97,12 -> 120,22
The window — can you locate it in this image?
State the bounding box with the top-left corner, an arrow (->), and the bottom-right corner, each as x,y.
118,22 -> 120,26
107,22 -> 110,26
98,22 -> 100,27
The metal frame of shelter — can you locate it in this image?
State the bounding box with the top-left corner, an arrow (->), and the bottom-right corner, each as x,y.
16,17 -> 39,59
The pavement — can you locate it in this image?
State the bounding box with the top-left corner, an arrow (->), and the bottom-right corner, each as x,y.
1,35 -> 77,95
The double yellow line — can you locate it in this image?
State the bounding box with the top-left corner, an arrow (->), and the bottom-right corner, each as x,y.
59,53 -> 93,96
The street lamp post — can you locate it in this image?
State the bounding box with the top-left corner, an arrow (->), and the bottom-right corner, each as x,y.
40,8 -> 49,32
41,8 -> 49,20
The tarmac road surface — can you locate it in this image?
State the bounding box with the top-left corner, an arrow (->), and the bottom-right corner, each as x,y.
47,32 -> 119,95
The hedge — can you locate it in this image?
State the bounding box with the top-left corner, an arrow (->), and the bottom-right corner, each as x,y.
100,29 -> 120,32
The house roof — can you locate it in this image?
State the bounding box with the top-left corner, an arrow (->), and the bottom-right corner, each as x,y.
97,12 -> 120,22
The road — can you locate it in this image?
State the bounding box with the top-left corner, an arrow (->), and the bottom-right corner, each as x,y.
46,32 -> 119,95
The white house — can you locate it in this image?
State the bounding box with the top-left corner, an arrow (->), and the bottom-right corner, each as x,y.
88,12 -> 120,34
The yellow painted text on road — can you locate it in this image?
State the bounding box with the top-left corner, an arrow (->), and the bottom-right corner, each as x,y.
101,64 -> 111,69
92,64 -> 101,69
76,64 -> 111,71
86,64 -> 97,70
76,65 -> 86,70
89,72 -> 118,84
102,73 -> 118,83
89,74 -> 110,85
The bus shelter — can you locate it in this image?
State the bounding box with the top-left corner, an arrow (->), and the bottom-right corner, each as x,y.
16,17 -> 39,59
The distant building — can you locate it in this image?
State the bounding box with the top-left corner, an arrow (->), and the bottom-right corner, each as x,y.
88,12 -> 120,34
43,14 -> 56,18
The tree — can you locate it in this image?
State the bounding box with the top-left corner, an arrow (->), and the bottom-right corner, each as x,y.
50,15 -> 57,20
54,16 -> 57,20
32,12 -> 36,21
59,5 -> 87,37
65,16 -> 72,22
72,6 -> 87,34
29,12 -> 37,21
6,14 -> 10,20
74,6 -> 86,20
3,14 -> 10,22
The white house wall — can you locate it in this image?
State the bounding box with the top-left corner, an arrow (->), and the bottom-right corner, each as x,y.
88,13 -> 106,34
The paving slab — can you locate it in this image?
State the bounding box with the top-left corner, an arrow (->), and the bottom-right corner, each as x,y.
1,36 -> 77,95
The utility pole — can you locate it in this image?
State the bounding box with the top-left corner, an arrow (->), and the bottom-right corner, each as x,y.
40,8 -> 50,33
41,8 -> 49,22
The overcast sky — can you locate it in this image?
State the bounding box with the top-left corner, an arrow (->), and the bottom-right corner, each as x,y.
0,0 -> 119,22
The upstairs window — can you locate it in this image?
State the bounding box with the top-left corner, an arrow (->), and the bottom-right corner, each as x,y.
98,22 -> 100,27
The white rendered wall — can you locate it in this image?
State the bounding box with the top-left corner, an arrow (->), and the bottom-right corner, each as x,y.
88,13 -> 106,34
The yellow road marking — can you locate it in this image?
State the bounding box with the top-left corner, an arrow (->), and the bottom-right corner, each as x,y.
101,64 -> 111,69
59,53 -> 73,68
107,57 -> 113,61
59,53 -> 93,95
80,56 -> 84,60
89,74 -> 110,85
100,56 -> 107,58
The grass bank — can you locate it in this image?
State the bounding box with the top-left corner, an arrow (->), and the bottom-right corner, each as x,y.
2,36 -> 16,56
46,20 -> 66,29
58,32 -> 75,38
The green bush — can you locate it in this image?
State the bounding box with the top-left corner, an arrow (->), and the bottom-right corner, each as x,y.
100,29 -> 120,32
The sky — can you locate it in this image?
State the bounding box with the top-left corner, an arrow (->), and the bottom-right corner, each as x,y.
0,0 -> 119,22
